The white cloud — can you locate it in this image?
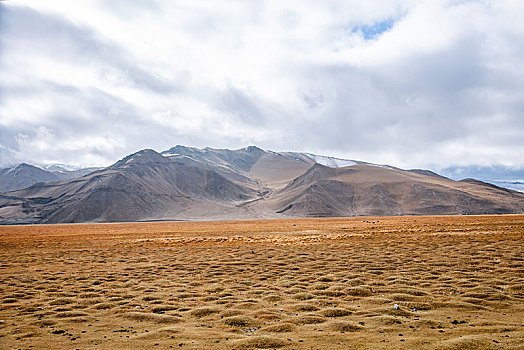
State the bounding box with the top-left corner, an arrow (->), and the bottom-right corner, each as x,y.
0,0 -> 523,171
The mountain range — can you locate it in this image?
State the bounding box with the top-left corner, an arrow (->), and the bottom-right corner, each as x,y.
1,145 -> 523,224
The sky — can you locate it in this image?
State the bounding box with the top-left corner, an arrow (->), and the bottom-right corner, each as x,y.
1,0 -> 523,174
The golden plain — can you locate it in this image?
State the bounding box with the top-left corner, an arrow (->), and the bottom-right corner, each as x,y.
0,215 -> 523,349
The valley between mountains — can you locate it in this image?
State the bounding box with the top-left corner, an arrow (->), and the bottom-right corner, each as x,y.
1,146 -> 523,224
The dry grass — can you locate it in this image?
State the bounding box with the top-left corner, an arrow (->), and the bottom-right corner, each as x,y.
0,215 -> 523,349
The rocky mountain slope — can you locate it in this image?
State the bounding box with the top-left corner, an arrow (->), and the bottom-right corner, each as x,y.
0,164 -> 61,193
262,163 -> 524,217
1,146 -> 523,224
0,163 -> 99,192
0,149 -> 258,224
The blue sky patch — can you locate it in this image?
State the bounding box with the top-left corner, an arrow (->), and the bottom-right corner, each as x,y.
352,18 -> 395,40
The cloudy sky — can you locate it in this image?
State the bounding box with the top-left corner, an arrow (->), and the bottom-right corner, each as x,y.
1,0 -> 523,173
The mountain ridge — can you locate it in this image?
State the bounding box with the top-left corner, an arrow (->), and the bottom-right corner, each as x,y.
1,146 -> 523,224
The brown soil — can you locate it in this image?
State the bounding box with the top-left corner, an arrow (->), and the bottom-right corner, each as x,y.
0,215 -> 523,349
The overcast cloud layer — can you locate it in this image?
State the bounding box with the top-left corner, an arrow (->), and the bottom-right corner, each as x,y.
1,0 -> 523,172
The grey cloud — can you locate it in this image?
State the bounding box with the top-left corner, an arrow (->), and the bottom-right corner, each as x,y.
0,84 -> 142,165
0,129 -> 15,166
100,0 -> 161,19
377,38 -> 484,98
301,90 -> 324,109
0,78 -> 227,167
0,5 -> 179,94
216,87 -> 266,126
274,26 -> 523,168
0,3 -> 194,166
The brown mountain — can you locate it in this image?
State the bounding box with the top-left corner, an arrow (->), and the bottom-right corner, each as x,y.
256,163 -> 524,217
1,147 -> 523,224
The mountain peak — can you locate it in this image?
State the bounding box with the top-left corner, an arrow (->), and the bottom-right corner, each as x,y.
14,163 -> 34,169
8,163 -> 44,174
0,163 -> 60,193
243,145 -> 264,153
162,145 -> 199,156
111,149 -> 170,168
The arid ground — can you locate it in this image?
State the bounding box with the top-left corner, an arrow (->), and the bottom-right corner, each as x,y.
0,215 -> 523,349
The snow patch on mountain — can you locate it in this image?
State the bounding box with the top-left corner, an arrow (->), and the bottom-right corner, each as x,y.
302,153 -> 357,167
42,163 -> 83,172
7,164 -> 27,175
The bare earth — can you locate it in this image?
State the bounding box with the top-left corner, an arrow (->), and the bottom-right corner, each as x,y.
0,215 -> 523,349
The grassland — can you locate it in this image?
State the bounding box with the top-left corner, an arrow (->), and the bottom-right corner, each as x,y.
0,215 -> 523,349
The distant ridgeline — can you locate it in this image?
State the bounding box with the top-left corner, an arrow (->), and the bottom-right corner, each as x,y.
1,146 -> 523,224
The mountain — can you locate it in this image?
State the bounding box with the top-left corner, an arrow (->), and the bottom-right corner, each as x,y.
1,146 -> 523,224
258,164 -> 524,217
0,163 -> 100,193
440,165 -> 524,193
161,145 -> 312,189
0,149 -> 259,224
43,165 -> 102,181
0,164 -> 61,193
487,180 -> 524,193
